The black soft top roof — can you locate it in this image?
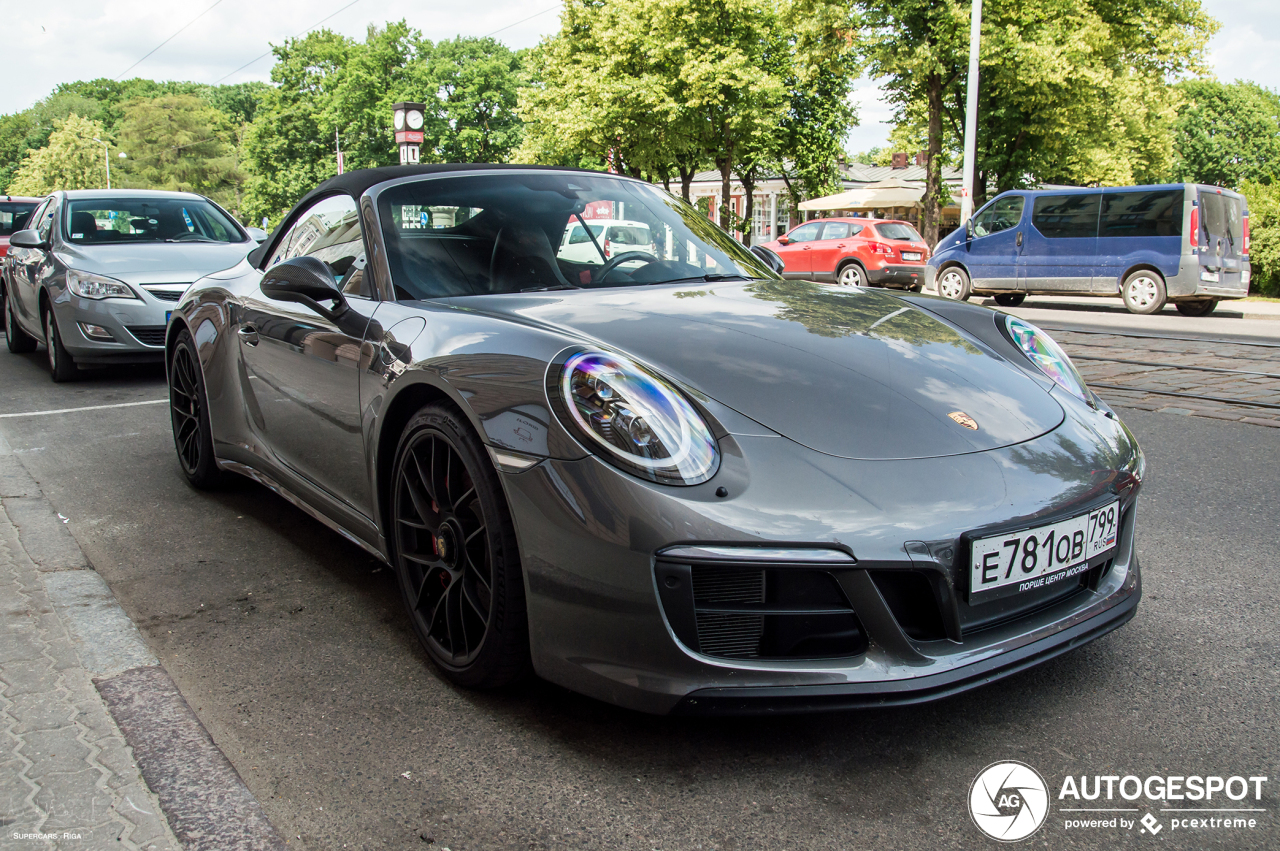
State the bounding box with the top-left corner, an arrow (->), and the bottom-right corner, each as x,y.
249,164 -> 606,267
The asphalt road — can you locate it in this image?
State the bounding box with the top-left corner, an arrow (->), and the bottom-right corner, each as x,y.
1,305 -> 1277,850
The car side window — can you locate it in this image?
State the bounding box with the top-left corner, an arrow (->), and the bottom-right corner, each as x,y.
971,196 -> 1024,238
787,222 -> 822,243
269,195 -> 372,298
1032,193 -> 1101,239
821,222 -> 856,240
35,200 -> 55,242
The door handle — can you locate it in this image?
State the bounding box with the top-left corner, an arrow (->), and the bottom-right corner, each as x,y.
238,325 -> 260,346
1016,231 -> 1024,248
802,246 -> 813,250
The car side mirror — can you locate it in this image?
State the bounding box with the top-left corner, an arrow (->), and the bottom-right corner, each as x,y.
750,245 -> 786,274
261,256 -> 349,321
9,229 -> 46,250
777,236 -> 790,245
246,227 -> 269,244
965,219 -> 975,241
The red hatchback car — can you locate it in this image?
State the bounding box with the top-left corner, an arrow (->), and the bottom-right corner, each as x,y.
759,217 -> 930,290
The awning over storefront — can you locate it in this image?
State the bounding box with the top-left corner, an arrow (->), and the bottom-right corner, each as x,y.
798,177 -> 926,211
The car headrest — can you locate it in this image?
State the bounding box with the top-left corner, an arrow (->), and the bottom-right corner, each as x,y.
70,211 -> 98,235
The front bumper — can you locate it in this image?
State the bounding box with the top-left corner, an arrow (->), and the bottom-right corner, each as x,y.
866,264 -> 926,288
53,290 -> 179,363
499,400 -> 1144,714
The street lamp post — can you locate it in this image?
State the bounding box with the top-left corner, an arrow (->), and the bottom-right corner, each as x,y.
959,0 -> 982,225
392,102 -> 425,165
92,138 -> 112,189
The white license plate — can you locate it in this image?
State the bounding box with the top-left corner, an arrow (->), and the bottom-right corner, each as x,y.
902,251 -> 922,261
1200,269 -> 1219,283
969,501 -> 1119,604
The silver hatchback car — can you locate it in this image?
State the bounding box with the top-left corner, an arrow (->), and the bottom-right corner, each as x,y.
2,189 -> 263,380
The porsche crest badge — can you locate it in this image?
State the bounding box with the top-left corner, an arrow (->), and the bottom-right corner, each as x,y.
948,411 -> 979,430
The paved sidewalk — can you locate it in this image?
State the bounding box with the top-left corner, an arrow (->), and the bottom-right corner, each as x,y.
1,492 -> 178,848
1,435 -> 284,851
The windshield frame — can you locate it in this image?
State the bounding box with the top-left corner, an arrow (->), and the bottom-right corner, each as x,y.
366,169 -> 781,302
60,195 -> 249,246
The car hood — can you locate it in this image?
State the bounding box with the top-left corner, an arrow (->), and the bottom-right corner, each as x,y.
55,241 -> 254,286
458,280 -> 1065,460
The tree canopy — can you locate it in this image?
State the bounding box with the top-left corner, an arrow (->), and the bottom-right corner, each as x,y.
8,114 -> 110,195
1173,80 -> 1280,188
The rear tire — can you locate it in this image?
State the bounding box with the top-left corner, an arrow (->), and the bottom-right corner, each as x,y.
4,288 -> 37,353
1175,299 -> 1217,317
936,266 -> 971,301
1121,270 -> 1166,315
44,310 -> 79,382
994,293 -> 1026,307
836,262 -> 865,287
168,330 -> 224,489
390,403 -> 531,689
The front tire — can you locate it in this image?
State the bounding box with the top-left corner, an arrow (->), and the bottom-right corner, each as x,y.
168,330 -> 224,489
1175,299 -> 1218,317
390,403 -> 531,689
44,310 -> 79,382
993,293 -> 1026,307
4,288 -> 37,353
837,262 -> 865,287
1121,271 -> 1166,315
936,266 -> 971,301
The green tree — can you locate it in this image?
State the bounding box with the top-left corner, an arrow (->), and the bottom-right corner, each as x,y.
114,95 -> 247,213
862,0 -> 1216,241
1173,80 -> 1280,188
8,114 -> 110,194
431,37 -> 525,162
1240,180 -> 1280,296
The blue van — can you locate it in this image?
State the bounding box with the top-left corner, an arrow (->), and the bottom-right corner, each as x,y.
925,184 -> 1250,315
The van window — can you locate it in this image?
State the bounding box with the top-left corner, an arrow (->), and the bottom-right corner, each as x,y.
1032,194 -> 1100,239
1100,189 -> 1182,238
971,196 -> 1024,238
1197,191 -> 1241,243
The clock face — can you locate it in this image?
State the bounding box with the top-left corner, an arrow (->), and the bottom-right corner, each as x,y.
406,109 -> 424,130
393,111 -> 405,130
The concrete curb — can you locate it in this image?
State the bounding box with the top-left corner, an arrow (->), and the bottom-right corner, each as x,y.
0,433 -> 285,850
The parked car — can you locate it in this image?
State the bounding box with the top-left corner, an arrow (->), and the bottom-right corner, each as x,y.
2,189 -> 256,381
758,217 -> 930,289
926,184 -> 1250,315
556,218 -> 655,265
165,165 -> 1143,715
0,195 -> 41,258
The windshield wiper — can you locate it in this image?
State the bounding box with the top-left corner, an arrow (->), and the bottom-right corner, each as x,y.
165,236 -> 219,243
520,284 -> 580,292
701,273 -> 752,281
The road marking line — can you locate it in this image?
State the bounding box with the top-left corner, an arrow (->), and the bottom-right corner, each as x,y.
0,399 -> 167,418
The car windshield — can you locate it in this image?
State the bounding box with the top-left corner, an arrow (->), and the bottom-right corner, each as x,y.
63,197 -> 245,245
876,223 -> 922,241
377,172 -> 780,300
0,202 -> 38,236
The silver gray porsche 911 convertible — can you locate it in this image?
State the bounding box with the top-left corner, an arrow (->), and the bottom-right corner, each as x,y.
166,165 -> 1143,714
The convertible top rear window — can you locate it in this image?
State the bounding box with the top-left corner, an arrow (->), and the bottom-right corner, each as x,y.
377,173 -> 778,301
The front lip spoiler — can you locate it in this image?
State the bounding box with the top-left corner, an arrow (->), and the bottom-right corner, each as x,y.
671,584 -> 1139,716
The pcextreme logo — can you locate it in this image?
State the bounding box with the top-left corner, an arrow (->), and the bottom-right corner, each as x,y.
969,762 -> 1270,842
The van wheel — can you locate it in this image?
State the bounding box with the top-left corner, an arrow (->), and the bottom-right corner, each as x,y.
1121,271 -> 1166,315
837,262 -> 865,287
1175,299 -> 1217,317
936,267 -> 971,301
993,293 -> 1026,307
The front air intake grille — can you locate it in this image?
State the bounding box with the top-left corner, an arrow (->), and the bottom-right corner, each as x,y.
126,326 -> 167,346
144,288 -> 183,302
656,559 -> 867,661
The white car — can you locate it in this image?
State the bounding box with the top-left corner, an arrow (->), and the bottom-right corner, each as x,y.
557,219 -> 655,264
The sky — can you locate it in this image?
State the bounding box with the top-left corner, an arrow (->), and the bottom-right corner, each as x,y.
4,0 -> 1278,152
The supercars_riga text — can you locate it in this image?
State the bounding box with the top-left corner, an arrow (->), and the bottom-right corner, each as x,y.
162,164 -> 1144,714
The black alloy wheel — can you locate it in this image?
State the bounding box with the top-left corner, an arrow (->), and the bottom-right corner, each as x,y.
168,330 -> 223,489
994,293 -> 1026,307
4,289 -> 38,353
391,404 -> 530,688
44,310 -> 79,382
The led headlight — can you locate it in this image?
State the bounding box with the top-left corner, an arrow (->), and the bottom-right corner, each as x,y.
67,270 -> 138,300
1005,316 -> 1090,402
557,351 -> 719,485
